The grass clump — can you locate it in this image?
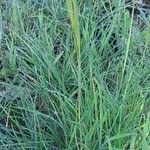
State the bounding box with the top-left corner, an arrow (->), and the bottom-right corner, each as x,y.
0,0 -> 150,149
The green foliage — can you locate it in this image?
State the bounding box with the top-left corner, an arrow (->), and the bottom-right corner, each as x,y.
0,0 -> 150,149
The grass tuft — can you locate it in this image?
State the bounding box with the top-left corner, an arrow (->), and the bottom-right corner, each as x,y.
0,0 -> 150,149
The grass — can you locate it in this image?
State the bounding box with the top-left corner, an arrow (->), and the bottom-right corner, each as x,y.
0,0 -> 150,149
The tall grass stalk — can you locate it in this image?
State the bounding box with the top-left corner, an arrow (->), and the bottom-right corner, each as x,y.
66,0 -> 82,148
66,0 -> 81,121
121,0 -> 135,81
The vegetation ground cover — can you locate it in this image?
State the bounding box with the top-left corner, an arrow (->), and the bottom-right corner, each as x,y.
0,0 -> 150,149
